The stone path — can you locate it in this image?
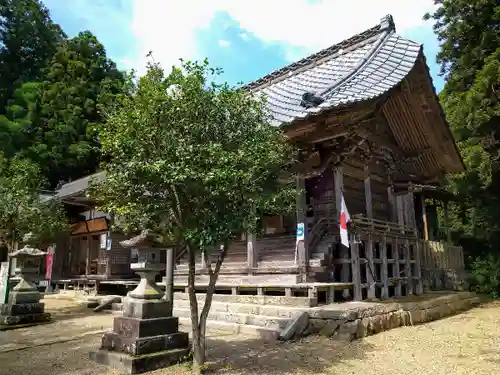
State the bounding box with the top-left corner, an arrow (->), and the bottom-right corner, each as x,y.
1,296 -> 500,375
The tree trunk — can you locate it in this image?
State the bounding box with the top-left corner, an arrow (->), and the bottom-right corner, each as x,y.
188,243 -> 228,375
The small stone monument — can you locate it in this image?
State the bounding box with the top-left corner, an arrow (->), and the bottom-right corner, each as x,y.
0,233 -> 51,326
90,230 -> 189,374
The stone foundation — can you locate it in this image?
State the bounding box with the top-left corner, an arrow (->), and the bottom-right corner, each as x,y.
304,292 -> 480,341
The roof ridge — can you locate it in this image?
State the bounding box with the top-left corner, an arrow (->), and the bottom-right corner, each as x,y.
318,21 -> 394,99
244,14 -> 396,92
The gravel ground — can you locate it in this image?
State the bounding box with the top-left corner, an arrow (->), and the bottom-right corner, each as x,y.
0,295 -> 499,375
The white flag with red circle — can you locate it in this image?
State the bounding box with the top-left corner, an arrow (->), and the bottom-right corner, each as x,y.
339,194 -> 350,247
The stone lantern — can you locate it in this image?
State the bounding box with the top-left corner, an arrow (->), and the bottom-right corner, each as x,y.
0,233 -> 51,326
90,230 -> 189,374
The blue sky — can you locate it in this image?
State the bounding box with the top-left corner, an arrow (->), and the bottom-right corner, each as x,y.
42,0 -> 445,92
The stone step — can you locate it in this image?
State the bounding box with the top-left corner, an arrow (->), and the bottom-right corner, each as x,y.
177,317 -> 280,341
171,274 -> 301,285
172,307 -> 290,330
111,299 -> 307,319
164,292 -> 315,307
108,309 -> 280,342
175,299 -> 307,318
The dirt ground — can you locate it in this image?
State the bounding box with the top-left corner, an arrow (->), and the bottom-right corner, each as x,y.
1,295 -> 500,375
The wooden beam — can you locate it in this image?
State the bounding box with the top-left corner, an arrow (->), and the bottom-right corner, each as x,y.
334,167 -> 351,298
364,166 -> 373,219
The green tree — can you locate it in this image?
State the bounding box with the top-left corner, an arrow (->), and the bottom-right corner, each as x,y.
425,0 -> 500,248
0,153 -> 68,251
0,82 -> 40,157
92,60 -> 295,373
23,31 -> 125,187
0,0 -> 65,113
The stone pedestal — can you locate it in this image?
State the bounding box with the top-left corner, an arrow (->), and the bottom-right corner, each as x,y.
90,236 -> 189,374
0,242 -> 51,327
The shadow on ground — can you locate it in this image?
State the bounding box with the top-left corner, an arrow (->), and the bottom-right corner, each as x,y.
0,331 -> 376,375
203,334 -> 375,374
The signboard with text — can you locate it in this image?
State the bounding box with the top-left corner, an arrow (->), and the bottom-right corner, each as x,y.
0,261 -> 10,304
296,222 -> 305,242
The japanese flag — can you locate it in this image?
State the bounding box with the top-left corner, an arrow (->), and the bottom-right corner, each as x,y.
339,194 -> 350,247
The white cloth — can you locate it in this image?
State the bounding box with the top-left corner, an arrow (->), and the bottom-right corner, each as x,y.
339,194 -> 351,247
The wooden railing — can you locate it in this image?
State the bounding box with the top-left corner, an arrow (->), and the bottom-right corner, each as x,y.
423,241 -> 464,271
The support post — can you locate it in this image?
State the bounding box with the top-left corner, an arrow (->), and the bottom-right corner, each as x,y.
334,167 -> 350,298
364,167 -> 375,299
364,166 -> 373,219
396,195 -> 405,233
295,175 -> 308,279
380,236 -> 389,299
421,194 -> 429,241
350,239 -> 362,301
444,201 -> 451,244
414,239 -> 423,295
365,234 -> 376,299
404,239 -> 413,295
388,186 -> 396,222
165,247 -> 174,315
247,232 -> 257,270
394,238 -> 402,297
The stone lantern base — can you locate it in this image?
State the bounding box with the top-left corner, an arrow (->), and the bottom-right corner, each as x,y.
90,264 -> 190,374
0,247 -> 51,328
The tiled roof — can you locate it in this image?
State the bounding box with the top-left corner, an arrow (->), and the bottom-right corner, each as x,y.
55,171 -> 106,199
246,15 -> 422,127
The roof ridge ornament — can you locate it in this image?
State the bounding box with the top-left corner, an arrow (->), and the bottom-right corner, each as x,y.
300,91 -> 325,108
380,14 -> 396,33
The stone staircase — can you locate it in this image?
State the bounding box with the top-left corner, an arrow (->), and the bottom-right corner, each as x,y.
110,292 -> 313,341
171,234 -> 339,284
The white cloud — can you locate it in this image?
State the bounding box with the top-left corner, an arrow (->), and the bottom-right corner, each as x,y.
131,0 -> 437,76
218,39 -> 231,47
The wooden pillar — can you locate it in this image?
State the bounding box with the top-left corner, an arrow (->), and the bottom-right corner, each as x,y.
247,232 -> 257,270
380,236 -> 389,299
85,237 -> 90,276
364,167 -> 375,299
387,186 -> 396,222
414,239 -> 424,295
334,167 -> 350,298
406,192 -> 417,230
421,194 -> 429,241
295,175 -> 309,277
364,166 -> 373,219
350,240 -> 362,301
404,239 -> 413,295
444,201 -> 451,244
396,195 -> 405,232
394,238 -> 402,297
365,234 -> 375,299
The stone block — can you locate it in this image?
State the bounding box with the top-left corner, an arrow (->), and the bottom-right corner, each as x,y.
8,291 -> 41,304
122,297 -> 172,319
101,331 -> 189,355
306,318 -> 326,334
0,312 -> 51,325
409,310 -> 422,324
89,347 -> 190,374
0,302 -> 44,316
388,312 -> 400,329
319,320 -> 344,337
113,316 -> 179,339
333,321 -> 358,341
368,315 -> 384,334
357,318 -> 369,338
279,312 -> 308,341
